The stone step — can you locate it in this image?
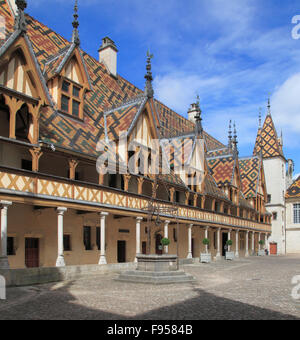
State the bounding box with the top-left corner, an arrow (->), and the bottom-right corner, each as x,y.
121,270 -> 187,277
116,270 -> 196,285
116,274 -> 196,285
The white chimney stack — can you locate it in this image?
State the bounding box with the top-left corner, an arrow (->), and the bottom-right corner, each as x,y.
188,103 -> 199,123
98,37 -> 118,78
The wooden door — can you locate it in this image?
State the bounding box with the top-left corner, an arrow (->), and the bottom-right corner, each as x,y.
25,238 -> 39,268
117,241 -> 126,263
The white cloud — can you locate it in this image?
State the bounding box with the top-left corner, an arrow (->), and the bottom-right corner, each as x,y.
272,73 -> 300,148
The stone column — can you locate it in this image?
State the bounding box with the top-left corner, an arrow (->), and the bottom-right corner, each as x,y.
228,229 -> 232,252
187,224 -> 193,259
56,207 -> 67,267
205,227 -> 209,254
252,231 -> 255,255
0,201 -> 12,269
99,212 -> 109,265
245,231 -> 249,257
235,230 -> 239,258
135,217 -> 143,262
216,228 -> 221,260
164,220 -> 170,254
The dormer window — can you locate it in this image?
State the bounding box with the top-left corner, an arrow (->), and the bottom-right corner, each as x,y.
60,79 -> 83,119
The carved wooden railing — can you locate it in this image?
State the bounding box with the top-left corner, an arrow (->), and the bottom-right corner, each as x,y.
0,166 -> 271,232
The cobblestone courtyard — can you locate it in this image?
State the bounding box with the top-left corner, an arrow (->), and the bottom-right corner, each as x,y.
0,255 -> 300,320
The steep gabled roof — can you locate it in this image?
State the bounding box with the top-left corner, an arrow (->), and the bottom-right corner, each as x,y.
253,114 -> 284,159
0,1 -> 225,159
286,176 -> 300,199
207,155 -> 236,187
239,156 -> 261,199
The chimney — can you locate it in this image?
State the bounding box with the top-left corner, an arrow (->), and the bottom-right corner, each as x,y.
188,103 -> 198,123
98,37 -> 118,77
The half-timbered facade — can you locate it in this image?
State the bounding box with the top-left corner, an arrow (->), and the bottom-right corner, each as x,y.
0,0 -> 271,270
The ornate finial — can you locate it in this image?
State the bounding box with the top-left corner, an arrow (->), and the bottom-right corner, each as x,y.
259,107 -> 262,129
15,0 -> 27,33
267,96 -> 271,116
228,120 -> 232,148
72,0 -> 80,45
232,122 -> 239,156
144,50 -> 154,98
194,96 -> 203,138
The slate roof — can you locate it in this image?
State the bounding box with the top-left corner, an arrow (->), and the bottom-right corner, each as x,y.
253,114 -> 284,159
286,176 -> 300,199
239,156 -> 261,199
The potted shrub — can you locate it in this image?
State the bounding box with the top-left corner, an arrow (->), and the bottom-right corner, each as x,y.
200,238 -> 212,263
258,240 -> 265,256
225,240 -> 235,260
161,238 -> 171,254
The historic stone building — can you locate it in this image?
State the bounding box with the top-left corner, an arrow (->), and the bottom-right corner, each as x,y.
0,0 -> 271,271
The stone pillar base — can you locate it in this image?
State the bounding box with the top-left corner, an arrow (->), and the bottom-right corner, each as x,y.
215,254 -> 222,261
0,256 -> 9,269
245,252 -> 249,257
99,255 -> 107,265
56,255 -> 66,267
235,253 -> 239,258
187,253 -> 193,259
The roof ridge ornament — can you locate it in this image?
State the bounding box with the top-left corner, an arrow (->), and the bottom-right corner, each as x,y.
267,97 -> 271,116
72,0 -> 80,45
194,95 -> 203,138
15,0 -> 27,33
233,122 -> 238,156
228,120 -> 232,149
144,50 -> 154,98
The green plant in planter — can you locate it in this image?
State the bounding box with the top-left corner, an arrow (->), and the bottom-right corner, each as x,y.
161,238 -> 171,247
203,238 -> 210,253
202,238 -> 210,246
226,240 -> 233,247
259,240 -> 265,246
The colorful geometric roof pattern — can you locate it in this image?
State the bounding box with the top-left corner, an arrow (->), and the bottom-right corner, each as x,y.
207,147 -> 231,158
286,176 -> 300,199
204,173 -> 230,201
0,0 -> 14,48
105,96 -> 147,140
254,114 -> 284,159
239,157 -> 261,199
207,156 -> 236,187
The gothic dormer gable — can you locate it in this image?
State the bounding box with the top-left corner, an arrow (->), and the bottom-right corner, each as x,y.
45,45 -> 92,120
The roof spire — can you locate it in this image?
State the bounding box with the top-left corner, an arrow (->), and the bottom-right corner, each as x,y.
72,0 -> 80,45
14,0 -> 27,33
232,122 -> 239,156
194,95 -> 203,138
144,50 -> 154,98
259,107 -> 262,129
228,120 -> 232,149
267,97 -> 271,116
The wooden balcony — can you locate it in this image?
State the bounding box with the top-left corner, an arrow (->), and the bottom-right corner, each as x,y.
0,166 -> 271,232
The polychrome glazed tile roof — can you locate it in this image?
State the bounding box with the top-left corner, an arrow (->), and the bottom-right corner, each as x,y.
286,177 -> 300,199
239,156 -> 261,199
207,156 -> 236,187
254,114 -> 284,159
204,173 -> 230,201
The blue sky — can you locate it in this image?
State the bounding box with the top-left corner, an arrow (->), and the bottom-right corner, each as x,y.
27,0 -> 300,177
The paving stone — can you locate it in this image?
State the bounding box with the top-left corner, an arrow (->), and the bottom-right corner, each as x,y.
0,255 -> 299,320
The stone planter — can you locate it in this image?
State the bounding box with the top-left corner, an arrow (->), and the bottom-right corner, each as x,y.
200,253 -> 212,263
258,249 -> 265,256
225,251 -> 235,261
